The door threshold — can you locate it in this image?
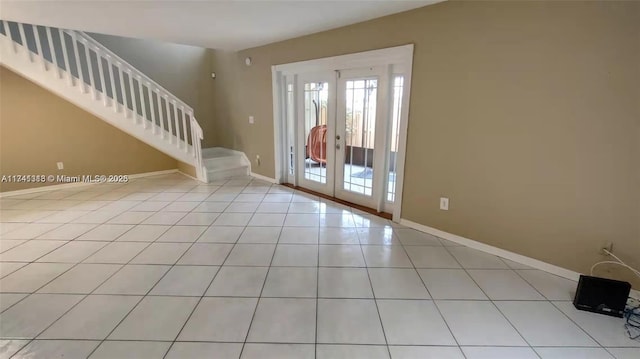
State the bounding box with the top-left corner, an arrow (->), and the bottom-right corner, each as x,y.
282,183 -> 392,220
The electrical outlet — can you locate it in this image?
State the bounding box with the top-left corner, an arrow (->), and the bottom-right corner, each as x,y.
600,241 -> 613,255
56,162 -> 64,170
440,197 -> 449,210
256,155 -> 261,166
249,116 -> 255,124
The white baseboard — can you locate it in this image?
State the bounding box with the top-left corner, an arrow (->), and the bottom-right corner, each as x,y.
0,179 -> 96,198
176,170 -> 199,182
399,218 -> 640,299
0,169 -> 179,198
250,172 -> 278,184
127,169 -> 179,179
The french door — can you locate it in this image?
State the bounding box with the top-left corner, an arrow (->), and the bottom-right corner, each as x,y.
275,45 -> 413,219
335,67 -> 390,209
295,67 -> 393,211
296,71 -> 337,195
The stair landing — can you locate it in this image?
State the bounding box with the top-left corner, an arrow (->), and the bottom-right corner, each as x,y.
202,147 -> 250,182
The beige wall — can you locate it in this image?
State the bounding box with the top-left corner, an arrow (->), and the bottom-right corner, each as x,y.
211,1 -> 640,287
90,33 -> 217,147
0,66 -> 178,192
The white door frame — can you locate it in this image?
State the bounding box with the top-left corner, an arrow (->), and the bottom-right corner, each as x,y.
271,44 -> 414,222
334,66 -> 390,211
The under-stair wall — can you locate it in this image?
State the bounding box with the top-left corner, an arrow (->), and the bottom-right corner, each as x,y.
0,66 -> 179,192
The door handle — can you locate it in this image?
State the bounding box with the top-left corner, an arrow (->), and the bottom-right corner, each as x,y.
336,135 -> 341,140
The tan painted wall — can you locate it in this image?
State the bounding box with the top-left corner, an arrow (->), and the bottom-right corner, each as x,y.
0,66 -> 178,192
211,1 -> 640,287
177,161 -> 197,179
89,33 -> 217,147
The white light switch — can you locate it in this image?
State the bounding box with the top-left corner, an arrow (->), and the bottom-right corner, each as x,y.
56,162 -> 64,170
440,197 -> 449,210
249,116 -> 255,124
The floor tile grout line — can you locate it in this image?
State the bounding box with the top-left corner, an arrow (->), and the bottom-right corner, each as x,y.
8,261 -> 522,269
0,262 -> 29,279
0,337 -> 631,348
84,176 -> 238,359
4,211 -> 370,232
237,184 -> 294,359
508,266 -> 606,348
547,300 -> 607,349
161,178 -> 281,358
1,175 -> 220,233
396,231 -> 467,358
314,214 -> 320,359
355,229 -> 393,357
9,222 -> 175,359
0,235 -> 122,314
76,224 -> 187,356
0,293 -> 582,301
439,243 -> 539,356
1,175 -> 618,356
239,196 -> 293,357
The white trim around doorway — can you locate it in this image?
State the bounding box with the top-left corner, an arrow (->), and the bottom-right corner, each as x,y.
271,44 -> 414,222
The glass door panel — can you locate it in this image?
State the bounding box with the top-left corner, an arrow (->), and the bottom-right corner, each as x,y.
296,72 -> 336,196
343,78 -> 378,196
386,75 -> 404,202
303,82 -> 328,183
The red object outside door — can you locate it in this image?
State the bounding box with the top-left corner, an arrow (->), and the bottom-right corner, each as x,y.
307,125 -> 327,164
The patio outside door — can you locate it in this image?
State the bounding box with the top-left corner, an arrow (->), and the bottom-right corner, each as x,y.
296,67 -> 391,210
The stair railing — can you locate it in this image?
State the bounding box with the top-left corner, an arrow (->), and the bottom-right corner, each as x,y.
0,20 -> 205,181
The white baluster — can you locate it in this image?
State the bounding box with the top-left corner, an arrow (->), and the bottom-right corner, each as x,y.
157,91 -> 165,138
58,29 -> 72,85
82,40 -> 95,98
96,52 -> 107,105
17,23 -> 30,61
128,70 -> 138,123
165,96 -> 173,143
117,64 -> 128,117
190,122 -> 195,156
1,21 -> 13,51
107,57 -> 117,111
4,21 -> 19,53
181,107 -> 188,152
33,25 -> 46,70
138,77 -> 147,129
45,27 -> 59,77
147,84 -> 156,133
193,121 -> 199,157
173,102 -> 180,148
70,31 -> 85,93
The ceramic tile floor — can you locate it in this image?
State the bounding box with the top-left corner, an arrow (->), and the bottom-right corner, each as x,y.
0,173 -> 638,359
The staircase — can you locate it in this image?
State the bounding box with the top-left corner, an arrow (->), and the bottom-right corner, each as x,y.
0,20 -> 207,181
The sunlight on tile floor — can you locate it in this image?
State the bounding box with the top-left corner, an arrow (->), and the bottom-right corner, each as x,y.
0,174 -> 638,358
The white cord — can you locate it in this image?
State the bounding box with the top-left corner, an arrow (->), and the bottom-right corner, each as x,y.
603,249 -> 640,277
590,249 -> 640,279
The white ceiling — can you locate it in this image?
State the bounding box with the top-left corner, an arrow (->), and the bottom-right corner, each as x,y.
0,0 -> 442,50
